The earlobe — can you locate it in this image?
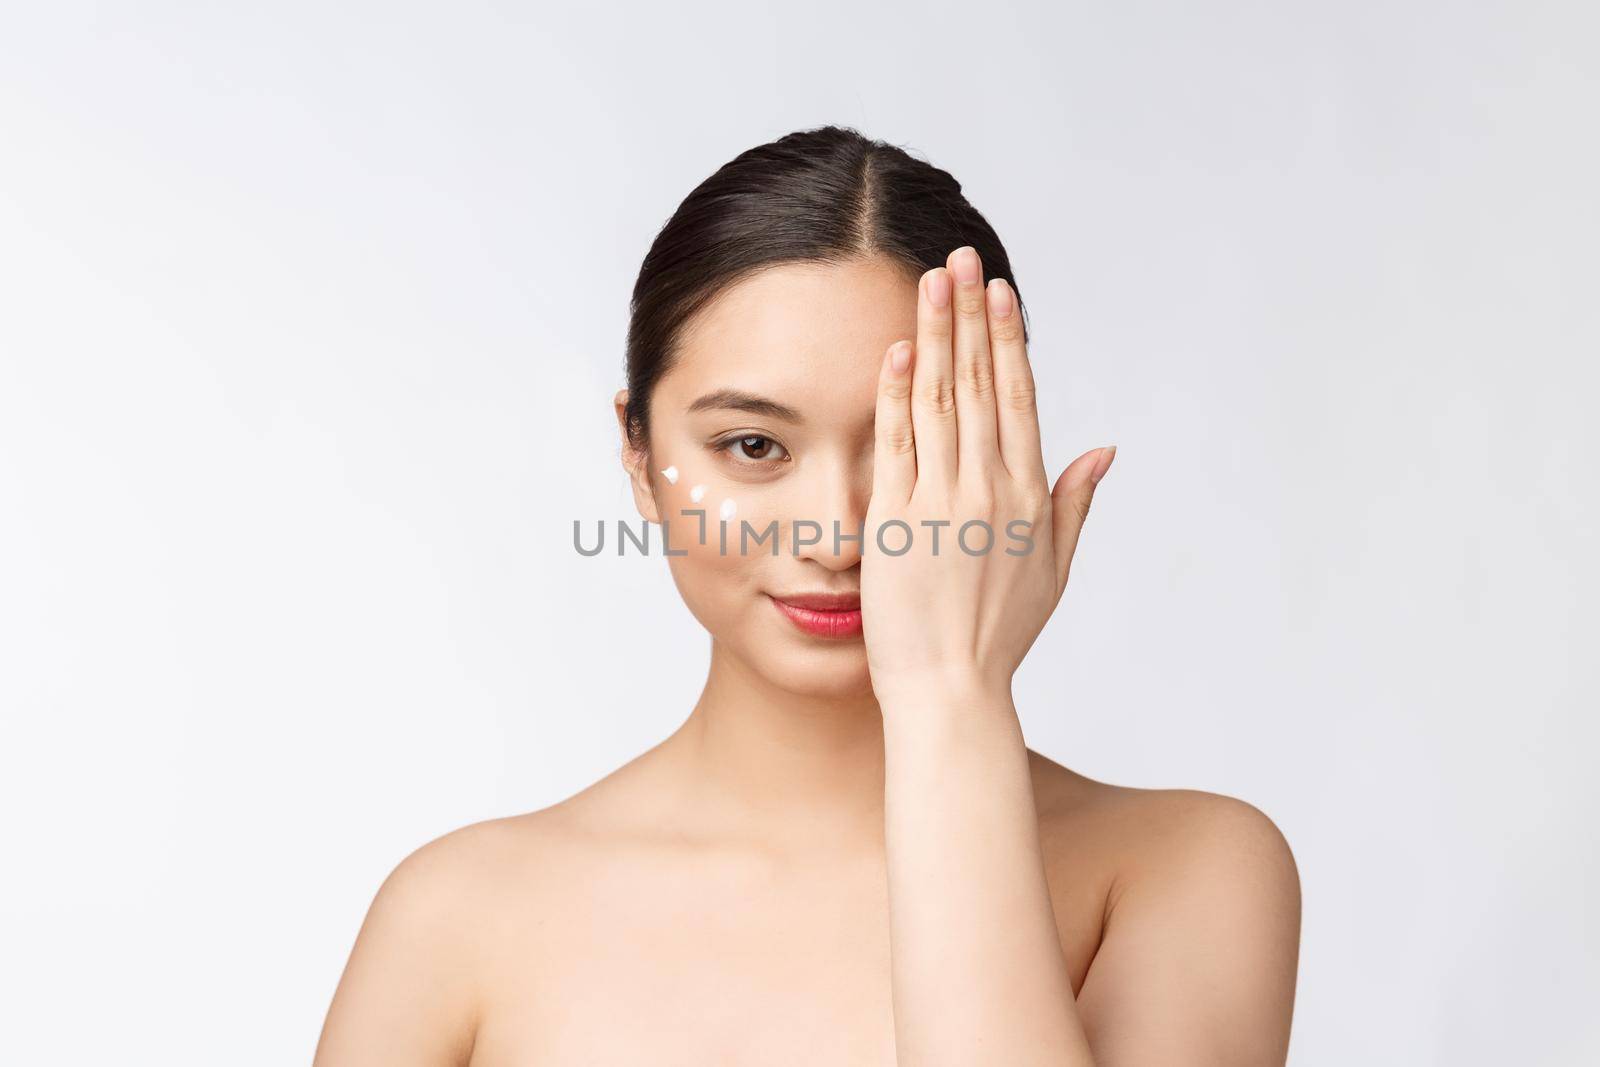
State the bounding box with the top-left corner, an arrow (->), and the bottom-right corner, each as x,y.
613,388 -> 662,525
622,446 -> 662,526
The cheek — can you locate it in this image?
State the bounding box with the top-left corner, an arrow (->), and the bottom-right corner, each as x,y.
652,460 -> 790,623
652,458 -> 790,564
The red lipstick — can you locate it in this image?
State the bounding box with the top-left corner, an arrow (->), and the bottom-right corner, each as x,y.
768,592 -> 863,639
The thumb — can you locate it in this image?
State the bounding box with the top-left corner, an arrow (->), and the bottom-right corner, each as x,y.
1051,445 -> 1116,599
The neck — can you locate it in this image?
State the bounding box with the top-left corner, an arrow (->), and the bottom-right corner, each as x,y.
665,638 -> 887,854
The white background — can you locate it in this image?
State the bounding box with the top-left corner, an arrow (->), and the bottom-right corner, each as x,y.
2,2 -> 1595,1063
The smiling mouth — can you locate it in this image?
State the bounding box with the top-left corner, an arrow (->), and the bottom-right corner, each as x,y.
767,592 -> 864,639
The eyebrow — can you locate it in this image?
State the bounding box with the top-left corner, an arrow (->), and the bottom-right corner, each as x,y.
684,389 -> 804,423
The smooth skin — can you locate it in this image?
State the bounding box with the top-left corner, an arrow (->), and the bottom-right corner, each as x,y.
313,250 -> 1301,1066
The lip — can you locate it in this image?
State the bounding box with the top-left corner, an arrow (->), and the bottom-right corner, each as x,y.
767,592 -> 863,638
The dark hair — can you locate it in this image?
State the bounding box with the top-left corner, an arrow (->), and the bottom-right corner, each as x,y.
622,124 -> 1027,453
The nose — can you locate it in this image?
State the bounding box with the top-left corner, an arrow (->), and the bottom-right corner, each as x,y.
790,454 -> 870,573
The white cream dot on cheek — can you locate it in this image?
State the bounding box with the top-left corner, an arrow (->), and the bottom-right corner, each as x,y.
720,498 -> 737,521
660,465 -> 678,485
689,484 -> 706,504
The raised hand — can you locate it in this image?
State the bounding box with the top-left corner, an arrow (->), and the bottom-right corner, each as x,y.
860,246 -> 1115,703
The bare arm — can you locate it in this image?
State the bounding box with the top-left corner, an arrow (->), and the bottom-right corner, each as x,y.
862,246 -> 1299,1063
312,831 -> 484,1066
879,679 -> 1094,1064
880,684 -> 1301,1065
1074,792 -> 1302,1065
861,245 -> 1103,1064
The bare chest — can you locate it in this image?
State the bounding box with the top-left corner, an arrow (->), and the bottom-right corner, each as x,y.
465,844 -> 1105,1067
467,857 -> 896,1066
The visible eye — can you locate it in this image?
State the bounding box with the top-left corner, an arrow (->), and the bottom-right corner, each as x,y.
714,433 -> 791,468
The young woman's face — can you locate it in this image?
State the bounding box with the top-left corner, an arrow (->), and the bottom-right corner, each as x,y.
617,256 -> 919,699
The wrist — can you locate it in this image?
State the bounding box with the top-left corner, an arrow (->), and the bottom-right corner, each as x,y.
876,676 -> 1026,763
872,666 -> 1015,719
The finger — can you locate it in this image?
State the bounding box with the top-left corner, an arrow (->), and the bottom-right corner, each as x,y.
985,277 -> 1048,491
872,340 -> 917,507
1050,446 -> 1116,600
947,246 -> 999,478
911,266 -> 958,491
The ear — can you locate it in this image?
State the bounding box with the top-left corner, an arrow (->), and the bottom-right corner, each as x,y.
614,388 -> 662,524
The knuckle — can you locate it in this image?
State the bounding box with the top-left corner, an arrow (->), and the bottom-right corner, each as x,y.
880,422 -> 916,456
881,376 -> 912,402
1002,372 -> 1037,412
918,376 -> 957,417
989,314 -> 1024,346
1017,485 -> 1049,516
954,286 -> 988,318
914,483 -> 953,513
958,353 -> 994,398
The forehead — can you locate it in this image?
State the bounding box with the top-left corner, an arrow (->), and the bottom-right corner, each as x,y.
657,256 -> 919,421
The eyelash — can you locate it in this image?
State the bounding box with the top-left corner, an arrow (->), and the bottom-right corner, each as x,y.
712,432 -> 791,469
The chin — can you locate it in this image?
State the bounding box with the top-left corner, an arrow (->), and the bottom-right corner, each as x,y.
758,648 -> 875,700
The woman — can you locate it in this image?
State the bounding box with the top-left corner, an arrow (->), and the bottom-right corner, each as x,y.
313,125 -> 1302,1066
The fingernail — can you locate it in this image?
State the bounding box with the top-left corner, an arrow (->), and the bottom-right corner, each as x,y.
951,246 -> 980,286
1090,445 -> 1117,484
986,279 -> 1013,319
889,341 -> 912,374
925,269 -> 951,309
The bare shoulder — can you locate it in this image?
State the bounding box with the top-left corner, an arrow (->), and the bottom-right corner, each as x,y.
1026,749 -> 1301,1064
1027,748 -> 1298,891
313,809 -> 580,1067
350,808 -> 561,923
410,800 -> 593,870
1114,785 -> 1298,908
361,741 -> 683,923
